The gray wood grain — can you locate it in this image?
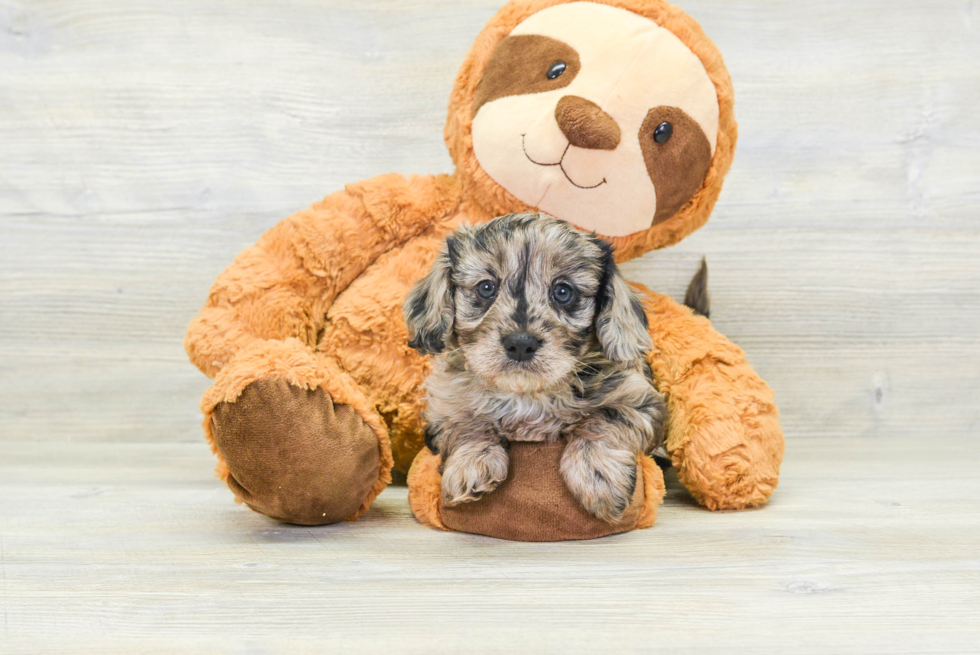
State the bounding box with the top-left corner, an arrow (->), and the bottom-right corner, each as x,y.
0,438 -> 977,652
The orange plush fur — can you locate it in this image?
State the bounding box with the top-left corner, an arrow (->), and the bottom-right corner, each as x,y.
185,0 -> 783,530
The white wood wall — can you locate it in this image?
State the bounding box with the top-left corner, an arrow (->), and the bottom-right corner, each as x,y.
1,0 -> 978,445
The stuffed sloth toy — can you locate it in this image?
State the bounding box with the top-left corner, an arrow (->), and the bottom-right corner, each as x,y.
185,0 -> 784,539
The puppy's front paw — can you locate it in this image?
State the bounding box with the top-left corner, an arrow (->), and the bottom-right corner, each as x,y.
441,442 -> 509,506
561,441 -> 637,523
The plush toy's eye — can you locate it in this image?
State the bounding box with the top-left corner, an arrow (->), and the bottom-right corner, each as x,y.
546,61 -> 567,80
653,121 -> 673,144
552,282 -> 575,305
476,279 -> 497,300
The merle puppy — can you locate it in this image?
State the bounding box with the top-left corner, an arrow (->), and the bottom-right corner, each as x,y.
403,212 -> 667,522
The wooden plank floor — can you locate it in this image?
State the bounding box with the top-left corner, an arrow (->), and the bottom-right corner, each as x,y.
1,438 -> 977,653
2,0 -> 979,652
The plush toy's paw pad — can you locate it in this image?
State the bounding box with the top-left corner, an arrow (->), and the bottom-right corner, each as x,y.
210,378 -> 381,525
429,442 -> 648,541
561,444 -> 637,523
440,443 -> 509,506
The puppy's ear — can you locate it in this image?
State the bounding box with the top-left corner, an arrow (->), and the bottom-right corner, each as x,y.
403,239 -> 457,355
593,240 -> 652,362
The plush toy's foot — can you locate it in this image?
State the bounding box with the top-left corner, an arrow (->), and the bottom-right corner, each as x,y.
665,341 -> 783,511
209,379 -> 381,524
200,339 -> 393,525
408,441 -> 665,542
637,288 -> 785,511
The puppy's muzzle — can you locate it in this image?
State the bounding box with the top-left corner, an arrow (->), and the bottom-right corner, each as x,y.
502,332 -> 542,363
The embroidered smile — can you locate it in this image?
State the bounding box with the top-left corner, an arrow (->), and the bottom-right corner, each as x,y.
521,134 -> 607,190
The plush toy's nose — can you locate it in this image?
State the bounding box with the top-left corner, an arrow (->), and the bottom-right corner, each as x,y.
554,95 -> 621,151
502,332 -> 542,362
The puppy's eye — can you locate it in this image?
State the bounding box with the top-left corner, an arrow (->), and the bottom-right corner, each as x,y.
476,279 -> 497,300
552,282 -> 575,305
653,121 -> 673,144
546,61 -> 567,80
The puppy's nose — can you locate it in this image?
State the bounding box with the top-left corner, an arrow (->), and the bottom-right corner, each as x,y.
555,95 -> 621,151
502,332 -> 542,362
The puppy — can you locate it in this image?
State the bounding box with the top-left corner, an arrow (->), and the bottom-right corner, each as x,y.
403,212 -> 667,522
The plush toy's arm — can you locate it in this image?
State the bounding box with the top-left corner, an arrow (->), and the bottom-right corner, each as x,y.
185,173 -> 459,377
636,286 -> 784,510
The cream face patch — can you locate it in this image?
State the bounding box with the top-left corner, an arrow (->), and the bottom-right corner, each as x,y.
471,2 -> 720,237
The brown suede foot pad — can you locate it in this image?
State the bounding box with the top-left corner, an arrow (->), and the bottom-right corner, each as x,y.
211,378 -> 381,525
421,441 -> 653,542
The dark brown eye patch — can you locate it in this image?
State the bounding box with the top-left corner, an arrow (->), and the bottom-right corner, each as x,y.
472,35 -> 581,118
639,106 -> 712,225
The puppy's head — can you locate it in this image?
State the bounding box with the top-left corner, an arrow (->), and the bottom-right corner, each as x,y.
404,212 -> 651,392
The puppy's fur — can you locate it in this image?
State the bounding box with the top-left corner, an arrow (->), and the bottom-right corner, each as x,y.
404,212 -> 667,522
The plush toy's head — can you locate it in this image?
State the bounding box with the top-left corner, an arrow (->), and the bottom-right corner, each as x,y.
446,0 -> 736,261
